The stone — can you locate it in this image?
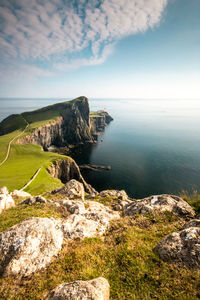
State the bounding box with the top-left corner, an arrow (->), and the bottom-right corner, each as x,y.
0,217 -> 63,277
182,219 -> 200,230
123,194 -> 195,217
11,190 -> 31,198
19,195 -> 47,205
46,277 -> 110,300
0,186 -> 15,214
63,200 -> 120,234
155,222 -> 200,269
62,215 -> 105,239
100,189 -> 129,201
52,179 -> 85,200
60,200 -> 86,215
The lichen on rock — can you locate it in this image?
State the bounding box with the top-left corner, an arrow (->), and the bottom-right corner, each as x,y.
123,194 -> 195,217
46,277 -> 110,300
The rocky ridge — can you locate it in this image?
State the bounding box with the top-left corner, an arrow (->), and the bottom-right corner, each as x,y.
15,97 -> 113,150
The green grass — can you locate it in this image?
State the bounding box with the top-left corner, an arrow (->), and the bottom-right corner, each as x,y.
0,130 -> 22,164
0,212 -> 199,299
0,114 -> 27,135
0,139 -> 66,194
0,203 -> 67,233
0,96 -> 86,136
181,190 -> 200,214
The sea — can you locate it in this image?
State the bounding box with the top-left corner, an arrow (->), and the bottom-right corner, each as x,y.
1,97 -> 200,199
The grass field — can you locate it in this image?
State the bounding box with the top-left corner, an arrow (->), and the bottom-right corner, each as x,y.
0,129 -> 66,194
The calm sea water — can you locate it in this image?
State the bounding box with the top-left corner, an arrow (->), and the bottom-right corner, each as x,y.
1,98 -> 200,198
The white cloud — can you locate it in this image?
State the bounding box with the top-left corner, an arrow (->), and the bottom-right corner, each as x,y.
0,0 -> 168,76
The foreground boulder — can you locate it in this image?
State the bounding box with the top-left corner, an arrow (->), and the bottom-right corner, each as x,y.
46,277 -> 110,300
52,179 -> 85,200
0,187 -> 15,214
123,194 -> 195,217
155,219 -> 200,269
0,217 -> 63,277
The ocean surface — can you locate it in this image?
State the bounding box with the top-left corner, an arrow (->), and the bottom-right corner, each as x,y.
1,97 -> 200,198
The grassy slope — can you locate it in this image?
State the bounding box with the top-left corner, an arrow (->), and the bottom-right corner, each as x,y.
0,204 -> 199,299
0,142 -> 65,194
0,98 -> 83,194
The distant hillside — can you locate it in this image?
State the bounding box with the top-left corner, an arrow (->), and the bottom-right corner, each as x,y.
0,96 -> 86,136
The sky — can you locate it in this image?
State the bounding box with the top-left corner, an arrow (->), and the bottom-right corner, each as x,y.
0,0 -> 199,99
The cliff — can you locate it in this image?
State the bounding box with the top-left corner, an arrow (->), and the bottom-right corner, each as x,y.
90,110 -> 113,137
0,97 -> 113,150
47,157 -> 96,194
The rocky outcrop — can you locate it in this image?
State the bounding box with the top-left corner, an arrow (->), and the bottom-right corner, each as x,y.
90,111 -> 113,137
155,219 -> 200,269
61,200 -> 120,238
100,190 -> 129,201
46,277 -> 110,300
15,97 -> 113,150
0,187 -> 15,214
49,158 -> 97,195
123,194 -> 195,218
16,117 -> 63,150
19,195 -> 48,205
0,217 -> 63,277
52,179 -> 85,200
16,97 -> 94,149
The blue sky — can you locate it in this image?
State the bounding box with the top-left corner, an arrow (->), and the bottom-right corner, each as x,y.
0,0 -> 199,99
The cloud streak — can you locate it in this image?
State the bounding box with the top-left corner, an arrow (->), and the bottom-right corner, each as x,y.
0,0 -> 168,76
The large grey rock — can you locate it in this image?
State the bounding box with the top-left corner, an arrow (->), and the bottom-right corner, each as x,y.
19,195 -> 47,205
46,277 -> 110,300
61,200 -> 120,237
0,217 -> 63,277
62,215 -> 106,239
0,186 -> 15,214
53,179 -> 85,200
99,189 -> 128,201
123,194 -> 195,217
54,199 -> 119,239
155,220 -> 200,269
11,190 -> 31,198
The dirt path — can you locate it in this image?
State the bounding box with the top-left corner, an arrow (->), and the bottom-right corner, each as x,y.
0,116 -> 29,167
20,167 -> 42,191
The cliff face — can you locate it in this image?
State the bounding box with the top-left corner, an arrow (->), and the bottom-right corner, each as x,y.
16,117 -> 63,149
16,98 -> 113,149
16,97 -> 94,149
48,158 -> 96,194
90,111 -> 113,137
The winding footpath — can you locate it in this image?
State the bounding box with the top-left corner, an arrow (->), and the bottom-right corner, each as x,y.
0,116 -> 29,167
19,167 -> 42,191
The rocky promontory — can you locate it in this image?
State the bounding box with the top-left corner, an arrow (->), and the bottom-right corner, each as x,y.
3,97 -> 113,150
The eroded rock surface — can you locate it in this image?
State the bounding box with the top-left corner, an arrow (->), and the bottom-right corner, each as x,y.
19,195 -> 47,205
11,190 -> 31,198
123,194 -> 195,217
100,189 -> 128,201
0,217 -> 63,277
61,200 -> 120,238
54,179 -> 85,200
46,277 -> 110,300
155,219 -> 200,269
0,187 -> 15,214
